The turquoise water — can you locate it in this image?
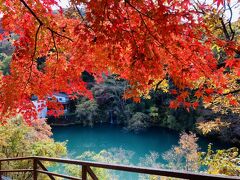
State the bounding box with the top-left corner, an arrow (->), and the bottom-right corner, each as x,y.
52,124 -> 230,163
51,124 -> 230,179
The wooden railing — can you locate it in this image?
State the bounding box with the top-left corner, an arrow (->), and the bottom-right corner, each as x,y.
0,156 -> 239,180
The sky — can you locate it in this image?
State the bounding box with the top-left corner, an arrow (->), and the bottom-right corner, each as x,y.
56,0 -> 240,22
57,0 -> 70,8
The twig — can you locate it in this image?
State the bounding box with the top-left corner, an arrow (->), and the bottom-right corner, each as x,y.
125,0 -> 155,21
223,88 -> 240,96
220,17 -> 230,40
22,24 -> 42,94
47,27 -> 73,42
74,3 -> 95,35
155,79 -> 164,91
20,0 -> 43,25
20,0 -> 73,42
226,3 -> 235,41
51,31 -> 59,61
51,31 -> 59,77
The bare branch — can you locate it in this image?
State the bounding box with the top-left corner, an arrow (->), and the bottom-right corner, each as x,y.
226,3 -> 235,41
220,17 -> 230,40
74,4 -> 85,22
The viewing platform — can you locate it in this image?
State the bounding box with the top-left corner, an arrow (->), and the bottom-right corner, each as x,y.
0,156 -> 239,180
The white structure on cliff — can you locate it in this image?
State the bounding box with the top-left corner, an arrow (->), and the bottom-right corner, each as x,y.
32,92 -> 70,118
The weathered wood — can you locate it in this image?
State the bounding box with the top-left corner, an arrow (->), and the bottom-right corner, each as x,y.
87,167 -> 98,180
82,165 -> 87,180
37,160 -> 55,180
0,157 -> 33,162
33,158 -> 38,180
36,156 -> 240,180
0,160 -> 2,180
0,156 -> 239,180
37,170 -> 82,180
0,169 -> 33,173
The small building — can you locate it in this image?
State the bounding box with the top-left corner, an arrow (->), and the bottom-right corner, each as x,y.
31,92 -> 70,119
52,92 -> 70,114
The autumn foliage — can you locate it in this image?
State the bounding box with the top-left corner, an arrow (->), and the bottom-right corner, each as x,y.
0,0 -> 239,121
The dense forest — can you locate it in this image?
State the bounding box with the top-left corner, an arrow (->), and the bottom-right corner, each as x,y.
46,71 -> 239,145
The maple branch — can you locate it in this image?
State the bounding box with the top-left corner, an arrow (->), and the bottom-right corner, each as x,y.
220,17 -> 230,41
51,31 -> 59,61
47,27 -> 73,42
155,79 -> 164,91
22,24 -> 42,94
125,6 -> 139,60
219,2 -> 235,41
192,4 -> 205,14
130,6 -> 213,80
222,89 -> 240,96
74,4 -> 85,22
136,11 -> 180,64
51,31 -> 59,78
20,0 -> 43,25
74,3 -> 116,43
20,0 -> 73,42
124,0 -> 155,21
126,3 -> 183,68
226,3 -> 235,41
73,3 -> 95,40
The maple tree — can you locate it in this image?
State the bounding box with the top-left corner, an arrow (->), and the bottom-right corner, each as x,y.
0,0 -> 239,122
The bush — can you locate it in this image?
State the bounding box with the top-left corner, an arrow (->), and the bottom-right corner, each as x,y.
162,132 -> 200,172
201,145 -> 240,176
0,115 -> 67,180
65,148 -> 134,179
125,112 -> 151,133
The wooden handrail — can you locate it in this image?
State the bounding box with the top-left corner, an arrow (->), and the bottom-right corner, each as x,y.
0,157 -> 33,162
36,159 -> 55,180
0,169 -> 33,173
36,170 -> 81,180
0,156 -> 239,180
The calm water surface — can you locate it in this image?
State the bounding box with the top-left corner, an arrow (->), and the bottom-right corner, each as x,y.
52,123 -> 229,165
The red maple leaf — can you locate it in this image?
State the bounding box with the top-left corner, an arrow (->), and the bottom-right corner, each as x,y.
225,59 -> 236,68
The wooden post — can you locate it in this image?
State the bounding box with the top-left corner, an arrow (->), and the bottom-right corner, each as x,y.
0,161 -> 2,180
82,165 -> 87,180
33,158 -> 38,180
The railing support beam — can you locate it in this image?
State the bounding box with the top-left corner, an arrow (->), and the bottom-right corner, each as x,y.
37,160 -> 55,180
33,158 -> 38,180
0,156 -> 240,180
0,161 -> 2,180
82,165 -> 87,180
87,167 -> 98,180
